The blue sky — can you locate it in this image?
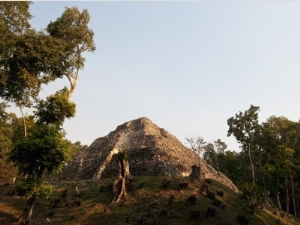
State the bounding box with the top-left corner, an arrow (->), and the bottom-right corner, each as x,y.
26,1 -> 300,151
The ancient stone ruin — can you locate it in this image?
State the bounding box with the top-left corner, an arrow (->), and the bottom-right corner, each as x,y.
56,117 -> 238,192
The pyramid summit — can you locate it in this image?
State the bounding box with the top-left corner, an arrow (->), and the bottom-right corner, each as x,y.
56,117 -> 238,192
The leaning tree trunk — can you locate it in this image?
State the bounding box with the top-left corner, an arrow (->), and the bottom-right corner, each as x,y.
112,155 -> 131,203
18,195 -> 37,225
276,190 -> 282,211
66,68 -> 79,100
276,177 -> 282,211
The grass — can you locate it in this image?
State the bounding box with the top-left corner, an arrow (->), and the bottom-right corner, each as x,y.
0,176 -> 299,225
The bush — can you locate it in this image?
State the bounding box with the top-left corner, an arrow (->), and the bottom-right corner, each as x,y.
207,191 -> 215,200
186,195 -> 197,205
212,199 -> 225,209
61,189 -> 68,198
190,211 -> 200,220
162,179 -> 171,189
237,215 -> 250,225
178,182 -> 188,190
206,207 -> 216,217
216,190 -> 224,197
205,179 -> 212,184
168,194 -> 175,204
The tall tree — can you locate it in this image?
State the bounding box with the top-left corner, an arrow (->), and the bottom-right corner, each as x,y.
0,2 -> 95,136
47,6 -> 96,100
9,124 -> 71,225
1,2 -> 65,137
227,105 -> 260,186
261,116 -> 300,215
203,139 -> 227,171
186,136 -> 206,180
0,2 -> 95,224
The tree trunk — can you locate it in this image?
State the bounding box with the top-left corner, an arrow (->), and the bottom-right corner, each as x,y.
276,190 -> 282,210
66,68 -> 79,100
248,144 -> 255,186
18,195 -> 37,225
290,175 -> 297,217
18,105 -> 27,138
286,178 -> 289,214
189,165 -> 204,181
113,158 -> 131,203
297,200 -> 299,218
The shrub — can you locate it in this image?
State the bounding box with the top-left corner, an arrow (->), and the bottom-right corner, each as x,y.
178,182 -> 188,190
168,194 -> 175,204
206,207 -> 216,217
237,215 -> 250,225
51,198 -> 61,208
212,199 -> 221,206
186,195 -> 197,205
162,179 -> 171,189
190,211 -> 200,220
216,190 -> 224,197
61,189 -> 68,198
160,210 -> 168,216
205,179 -> 212,184
207,191 -> 215,200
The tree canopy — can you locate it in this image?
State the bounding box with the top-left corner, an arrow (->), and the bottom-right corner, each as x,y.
0,2 -> 95,224
0,2 -> 95,108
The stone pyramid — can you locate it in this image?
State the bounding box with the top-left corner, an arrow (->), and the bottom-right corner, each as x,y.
56,117 -> 238,192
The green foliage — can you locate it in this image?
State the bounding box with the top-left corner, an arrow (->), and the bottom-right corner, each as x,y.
47,6 -> 96,69
47,6 -> 96,99
227,105 -> 260,147
0,2 -> 95,108
0,102 -> 13,161
203,139 -> 227,171
2,176 -> 298,225
10,115 -> 35,143
15,178 -> 53,198
35,87 -> 76,127
69,141 -> 87,158
228,105 -> 300,217
0,16 -> 65,107
10,124 -> 71,178
0,3 -> 95,223
0,2 -> 32,34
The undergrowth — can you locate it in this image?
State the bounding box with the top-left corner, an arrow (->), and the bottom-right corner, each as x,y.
0,176 -> 299,225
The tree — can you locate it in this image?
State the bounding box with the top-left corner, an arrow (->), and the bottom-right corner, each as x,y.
227,105 -> 260,186
203,139 -> 227,171
69,141 -> 87,159
113,151 -> 131,203
0,102 -> 13,162
0,2 -> 95,137
1,3 -> 95,224
34,87 -> 76,128
9,86 -> 76,225
228,106 -> 300,216
47,6 -> 96,100
186,136 -> 206,180
261,116 -> 300,215
9,124 -> 71,225
1,2 -> 65,137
